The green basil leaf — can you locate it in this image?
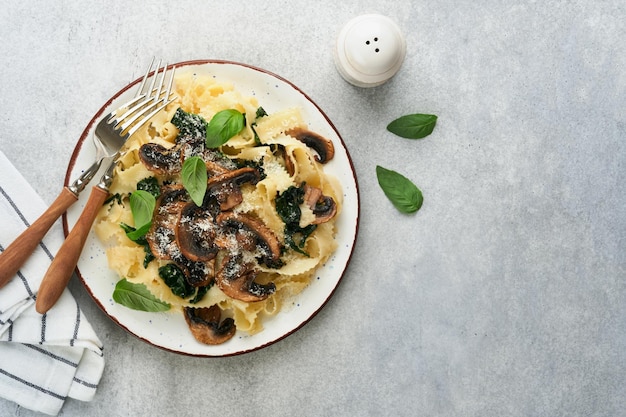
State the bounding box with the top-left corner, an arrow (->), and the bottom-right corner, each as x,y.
125,223 -> 152,242
130,190 -> 156,230
376,165 -> 423,213
112,278 -> 170,312
181,156 -> 207,206
387,114 -> 437,139
205,109 -> 245,148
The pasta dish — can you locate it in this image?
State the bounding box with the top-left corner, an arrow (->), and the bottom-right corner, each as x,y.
94,72 -> 342,345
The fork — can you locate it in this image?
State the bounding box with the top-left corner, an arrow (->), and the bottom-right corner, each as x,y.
35,61 -> 177,313
0,59 -> 175,289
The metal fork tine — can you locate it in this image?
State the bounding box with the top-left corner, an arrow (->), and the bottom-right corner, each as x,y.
126,96 -> 177,138
102,58 -> 159,124
116,65 -> 176,135
117,93 -> 173,134
165,64 -> 175,101
135,57 -> 156,97
146,59 -> 162,100
153,62 -> 168,104
109,61 -> 174,128
111,85 -> 170,125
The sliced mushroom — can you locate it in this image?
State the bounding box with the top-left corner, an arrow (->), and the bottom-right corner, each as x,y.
177,135 -> 206,160
273,144 -> 296,176
176,202 -> 219,262
216,212 -> 283,268
145,186 -> 189,260
203,148 -> 239,175
176,257 -> 215,287
140,135 -> 243,179
207,167 -> 261,211
215,254 -> 276,302
207,166 -> 261,189
184,305 -> 236,345
138,143 -> 182,174
286,128 -> 335,163
303,184 -> 337,224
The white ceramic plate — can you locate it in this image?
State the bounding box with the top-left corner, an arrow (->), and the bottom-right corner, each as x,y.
64,60 -> 360,356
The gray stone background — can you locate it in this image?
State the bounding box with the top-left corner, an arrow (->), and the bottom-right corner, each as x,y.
0,1 -> 624,416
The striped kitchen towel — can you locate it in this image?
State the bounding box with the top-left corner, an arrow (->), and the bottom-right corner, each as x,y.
0,150 -> 105,416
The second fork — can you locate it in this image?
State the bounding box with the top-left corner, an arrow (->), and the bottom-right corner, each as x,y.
0,59 -> 174,289
34,61 -> 177,314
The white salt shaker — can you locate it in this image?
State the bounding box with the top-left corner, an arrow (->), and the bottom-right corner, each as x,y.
334,14 -> 406,88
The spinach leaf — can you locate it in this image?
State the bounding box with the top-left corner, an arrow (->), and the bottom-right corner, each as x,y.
136,176 -> 161,198
189,283 -> 212,304
171,107 -> 207,138
143,245 -> 155,268
276,184 -> 317,255
284,223 -> 316,256
251,106 -> 268,145
387,114 -> 437,139
159,263 -> 194,299
181,156 -> 207,206
376,165 -> 423,213
206,109 -> 245,148
276,185 -> 304,224
112,278 -> 170,312
104,193 -> 122,206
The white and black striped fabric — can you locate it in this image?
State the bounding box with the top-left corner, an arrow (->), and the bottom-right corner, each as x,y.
0,151 -> 104,416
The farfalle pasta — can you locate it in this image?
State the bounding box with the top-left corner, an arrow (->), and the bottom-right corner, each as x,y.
94,72 -> 341,343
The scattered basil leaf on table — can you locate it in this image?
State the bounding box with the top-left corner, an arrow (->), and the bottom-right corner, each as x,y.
112,278 -> 170,312
205,109 -> 245,148
181,156 -> 207,206
376,165 -> 423,213
387,113 -> 437,139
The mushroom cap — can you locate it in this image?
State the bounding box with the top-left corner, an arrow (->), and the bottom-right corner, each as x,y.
215,254 -> 276,303
303,184 -> 338,224
176,202 -> 219,262
138,143 -> 182,174
216,212 -> 283,268
184,305 -> 236,345
146,186 -> 189,260
286,128 -> 335,164
274,144 -> 296,177
207,166 -> 261,211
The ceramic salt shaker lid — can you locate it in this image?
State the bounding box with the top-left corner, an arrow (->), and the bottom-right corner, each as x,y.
334,14 -> 406,87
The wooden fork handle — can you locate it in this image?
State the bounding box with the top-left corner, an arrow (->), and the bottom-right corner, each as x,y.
36,186 -> 109,314
0,187 -> 78,289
